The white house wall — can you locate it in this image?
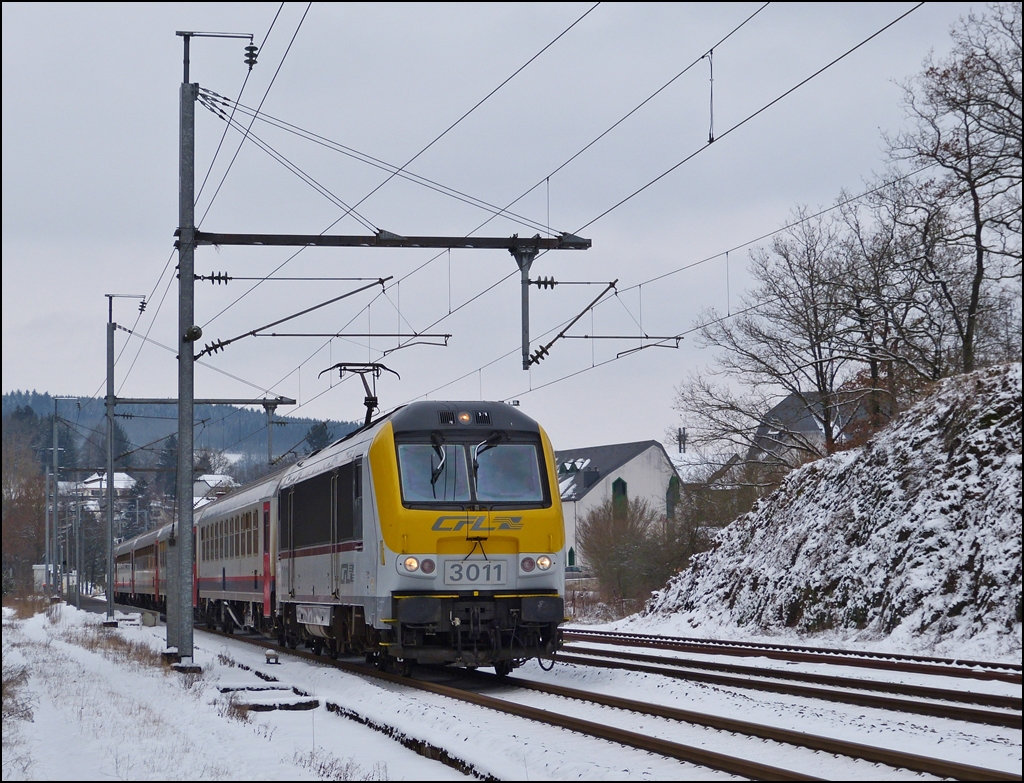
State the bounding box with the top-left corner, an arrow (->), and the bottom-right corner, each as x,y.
561,445 -> 678,565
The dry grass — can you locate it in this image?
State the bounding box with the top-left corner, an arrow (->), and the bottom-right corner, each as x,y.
2,663 -> 33,725
1,662 -> 35,778
62,625 -> 164,668
217,692 -> 252,723
293,748 -> 388,781
2,594 -> 52,621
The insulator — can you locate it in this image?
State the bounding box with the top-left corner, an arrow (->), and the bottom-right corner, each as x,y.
138,299 -> 147,313
244,43 -> 258,70
530,346 -> 549,365
532,276 -> 557,289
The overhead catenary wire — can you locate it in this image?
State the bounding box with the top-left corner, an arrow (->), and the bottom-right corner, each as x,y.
412,3 -> 935,405
365,2 -> 774,361
251,1 -> 800,407
104,6 -> 292,439
399,3 -> 929,397
100,4 -> 929,441
196,94 -> 378,232
197,88 -> 560,237
196,3 -> 312,230
574,2 -> 926,235
194,3 -> 283,213
196,1 -> 601,338
192,4 -> 606,412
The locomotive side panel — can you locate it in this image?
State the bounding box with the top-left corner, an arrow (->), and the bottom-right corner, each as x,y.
278,436 -> 382,655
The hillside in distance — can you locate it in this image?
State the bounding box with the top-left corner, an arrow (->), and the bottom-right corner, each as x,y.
1,391 -> 358,464
643,363 -> 1022,657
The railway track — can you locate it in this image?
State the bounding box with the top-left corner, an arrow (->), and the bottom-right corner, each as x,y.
201,627 -> 1022,781
554,644 -> 1022,728
564,629 -> 1023,683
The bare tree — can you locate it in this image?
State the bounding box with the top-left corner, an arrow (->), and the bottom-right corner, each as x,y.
577,497 -> 663,606
2,416 -> 46,592
676,210 -> 860,474
884,2 -> 1021,373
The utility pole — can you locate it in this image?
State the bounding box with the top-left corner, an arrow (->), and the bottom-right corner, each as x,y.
53,401 -> 60,598
175,31 -> 199,664
44,468 -> 51,595
106,296 -> 116,622
52,396 -> 74,600
75,494 -> 82,609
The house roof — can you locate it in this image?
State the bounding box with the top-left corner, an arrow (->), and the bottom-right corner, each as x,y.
750,390 -> 868,458
195,474 -> 237,488
555,440 -> 674,502
80,472 -> 136,491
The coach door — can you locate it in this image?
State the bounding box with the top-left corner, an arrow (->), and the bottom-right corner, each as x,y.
262,501 -> 272,617
282,487 -> 295,596
330,469 -> 339,596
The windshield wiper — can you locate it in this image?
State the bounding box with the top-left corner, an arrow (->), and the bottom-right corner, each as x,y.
429,432 -> 446,496
472,431 -> 505,474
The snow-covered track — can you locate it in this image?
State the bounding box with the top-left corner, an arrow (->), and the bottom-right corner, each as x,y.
460,669 -> 1022,782
554,646 -> 1022,729
205,627 -> 817,780
558,643 -> 1022,711
563,629 -> 1023,683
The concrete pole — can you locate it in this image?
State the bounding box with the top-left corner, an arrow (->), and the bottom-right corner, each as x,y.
44,468 -> 51,594
106,312 -> 116,620
52,401 -> 60,599
75,497 -> 82,609
174,33 -> 198,661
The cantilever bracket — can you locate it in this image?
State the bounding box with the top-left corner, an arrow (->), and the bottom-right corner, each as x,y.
510,237 -> 541,371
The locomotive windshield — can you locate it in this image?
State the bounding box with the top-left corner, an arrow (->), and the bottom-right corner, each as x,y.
397,438 -> 546,506
475,444 -> 543,502
398,443 -> 470,503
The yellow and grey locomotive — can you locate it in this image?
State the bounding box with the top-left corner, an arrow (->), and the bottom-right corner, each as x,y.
277,400 -> 565,674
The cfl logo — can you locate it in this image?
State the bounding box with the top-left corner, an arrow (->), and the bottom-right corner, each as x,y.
431,515 -> 524,532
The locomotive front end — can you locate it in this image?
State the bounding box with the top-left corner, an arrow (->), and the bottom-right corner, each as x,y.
372,401 -> 565,674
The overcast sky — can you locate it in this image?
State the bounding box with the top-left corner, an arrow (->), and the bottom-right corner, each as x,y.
2,2 -> 979,452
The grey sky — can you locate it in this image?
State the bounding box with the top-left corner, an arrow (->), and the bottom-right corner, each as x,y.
2,2 -> 977,451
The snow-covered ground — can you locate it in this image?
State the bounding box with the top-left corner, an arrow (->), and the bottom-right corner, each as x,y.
4,366 -> 1019,779
3,603 -> 1020,780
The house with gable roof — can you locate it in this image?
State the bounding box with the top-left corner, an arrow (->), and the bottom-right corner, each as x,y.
556,440 -> 682,570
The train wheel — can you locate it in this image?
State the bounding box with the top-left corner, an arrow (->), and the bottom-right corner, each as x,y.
494,660 -> 513,677
399,659 -> 413,677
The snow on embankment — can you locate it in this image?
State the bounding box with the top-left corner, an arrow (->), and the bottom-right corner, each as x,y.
645,363 -> 1022,653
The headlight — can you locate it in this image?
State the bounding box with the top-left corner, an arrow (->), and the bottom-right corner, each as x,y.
420,558 -> 435,574
537,555 -> 552,571
403,556 -> 419,572
520,556 -> 536,572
